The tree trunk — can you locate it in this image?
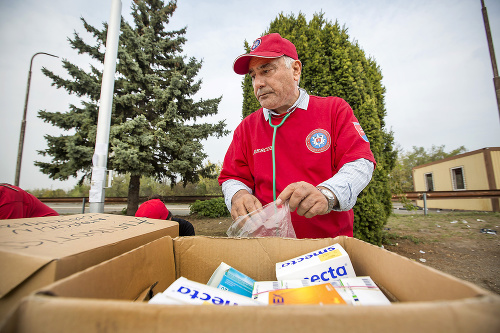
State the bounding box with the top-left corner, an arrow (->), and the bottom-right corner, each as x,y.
127,175 -> 141,216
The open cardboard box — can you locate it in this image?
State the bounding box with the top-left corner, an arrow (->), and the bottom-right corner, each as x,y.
3,235 -> 500,333
0,213 -> 178,324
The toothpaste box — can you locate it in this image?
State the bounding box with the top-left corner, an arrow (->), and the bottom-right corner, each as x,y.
207,262 -> 256,297
149,277 -> 260,306
275,243 -> 356,283
337,276 -> 391,306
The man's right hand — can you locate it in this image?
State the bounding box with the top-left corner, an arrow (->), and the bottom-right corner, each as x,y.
230,190 -> 262,221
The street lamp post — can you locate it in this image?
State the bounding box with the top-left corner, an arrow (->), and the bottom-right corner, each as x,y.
15,52 -> 58,187
480,0 -> 500,123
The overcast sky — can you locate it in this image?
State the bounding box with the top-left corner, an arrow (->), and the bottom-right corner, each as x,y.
1,0 -> 499,191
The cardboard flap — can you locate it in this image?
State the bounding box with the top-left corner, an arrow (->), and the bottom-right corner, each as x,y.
0,213 -> 178,300
36,236 -> 175,301
0,251 -> 51,298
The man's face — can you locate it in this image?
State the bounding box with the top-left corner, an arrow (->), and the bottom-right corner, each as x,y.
248,57 -> 301,114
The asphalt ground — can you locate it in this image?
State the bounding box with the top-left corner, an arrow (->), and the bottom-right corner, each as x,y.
47,201 -> 423,216
47,202 -> 191,216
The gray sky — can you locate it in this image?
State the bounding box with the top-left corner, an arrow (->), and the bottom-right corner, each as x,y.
1,0 -> 499,191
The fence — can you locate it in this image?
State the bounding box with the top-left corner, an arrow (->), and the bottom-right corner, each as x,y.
37,195 -> 223,204
392,190 -> 500,214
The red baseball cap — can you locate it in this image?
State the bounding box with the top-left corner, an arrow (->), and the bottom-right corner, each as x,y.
135,199 -> 169,220
233,33 -> 298,75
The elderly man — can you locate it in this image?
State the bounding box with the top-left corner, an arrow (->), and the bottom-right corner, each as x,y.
218,33 -> 376,239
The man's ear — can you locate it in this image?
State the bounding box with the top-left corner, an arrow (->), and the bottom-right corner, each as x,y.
292,60 -> 302,82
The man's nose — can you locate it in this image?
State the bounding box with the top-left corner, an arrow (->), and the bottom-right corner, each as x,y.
253,75 -> 265,89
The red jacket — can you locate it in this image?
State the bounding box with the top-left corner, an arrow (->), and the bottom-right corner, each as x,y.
219,96 -> 375,238
0,184 -> 59,219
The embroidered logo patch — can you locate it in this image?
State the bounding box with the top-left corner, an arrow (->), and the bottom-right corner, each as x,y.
251,38 -> 261,51
353,122 -> 369,142
306,129 -> 331,153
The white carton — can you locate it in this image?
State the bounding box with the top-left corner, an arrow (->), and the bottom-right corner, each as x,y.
149,277 -> 260,306
337,276 -> 391,306
275,243 -> 356,283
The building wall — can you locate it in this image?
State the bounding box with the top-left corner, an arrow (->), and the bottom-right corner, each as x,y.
492,150 -> 500,189
412,148 -> 499,212
415,198 -> 492,211
413,152 -> 489,191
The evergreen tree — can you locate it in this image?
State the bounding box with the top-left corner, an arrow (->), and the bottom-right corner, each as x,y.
36,0 -> 228,214
241,12 -> 396,245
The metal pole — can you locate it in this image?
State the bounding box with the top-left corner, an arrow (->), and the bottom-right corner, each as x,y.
480,0 -> 500,123
89,0 -> 122,213
423,193 -> 428,216
15,52 -> 58,186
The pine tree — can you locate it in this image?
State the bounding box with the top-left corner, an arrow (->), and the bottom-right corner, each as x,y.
241,12 -> 396,245
36,0 -> 228,214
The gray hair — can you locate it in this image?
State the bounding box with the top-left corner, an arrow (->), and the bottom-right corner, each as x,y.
282,56 -> 301,86
282,55 -> 296,68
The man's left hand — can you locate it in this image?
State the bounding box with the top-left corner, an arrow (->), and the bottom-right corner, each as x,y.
277,181 -> 329,218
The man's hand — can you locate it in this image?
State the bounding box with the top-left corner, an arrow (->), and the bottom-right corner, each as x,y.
230,190 -> 263,221
277,181 -> 330,218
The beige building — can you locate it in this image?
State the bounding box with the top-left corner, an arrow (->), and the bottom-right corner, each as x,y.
412,147 -> 500,212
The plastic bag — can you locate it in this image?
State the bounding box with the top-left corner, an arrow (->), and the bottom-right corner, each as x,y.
226,200 -> 296,238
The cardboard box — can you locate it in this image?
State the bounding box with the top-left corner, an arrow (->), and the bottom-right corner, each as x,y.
3,236 -> 500,333
0,213 -> 178,324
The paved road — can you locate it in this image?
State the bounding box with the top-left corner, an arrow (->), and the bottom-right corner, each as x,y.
47,202 -> 191,216
48,201 -> 423,216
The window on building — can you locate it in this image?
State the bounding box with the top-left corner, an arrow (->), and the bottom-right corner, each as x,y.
451,167 -> 466,190
424,173 -> 434,192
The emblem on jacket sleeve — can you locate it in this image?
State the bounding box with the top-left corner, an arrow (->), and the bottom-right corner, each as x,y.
306,129 -> 331,153
353,122 -> 369,142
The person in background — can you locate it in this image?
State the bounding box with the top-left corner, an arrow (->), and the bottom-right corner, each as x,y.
135,196 -> 195,236
0,183 -> 59,219
218,33 -> 376,239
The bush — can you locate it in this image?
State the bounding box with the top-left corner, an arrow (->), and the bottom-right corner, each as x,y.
190,197 -> 230,218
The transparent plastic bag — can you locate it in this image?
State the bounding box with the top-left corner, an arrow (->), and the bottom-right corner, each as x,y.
226,200 -> 296,238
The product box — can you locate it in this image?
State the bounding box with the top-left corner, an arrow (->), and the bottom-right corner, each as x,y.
252,280 -> 309,304
207,262 -> 256,297
275,243 -> 356,282
2,236 -> 500,333
150,277 -> 260,306
0,213 -> 178,324
337,277 -> 391,306
252,277 -> 390,306
267,283 -> 346,305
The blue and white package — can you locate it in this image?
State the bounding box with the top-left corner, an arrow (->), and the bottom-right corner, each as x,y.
207,262 -> 256,297
275,243 -> 356,283
151,277 -> 260,306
